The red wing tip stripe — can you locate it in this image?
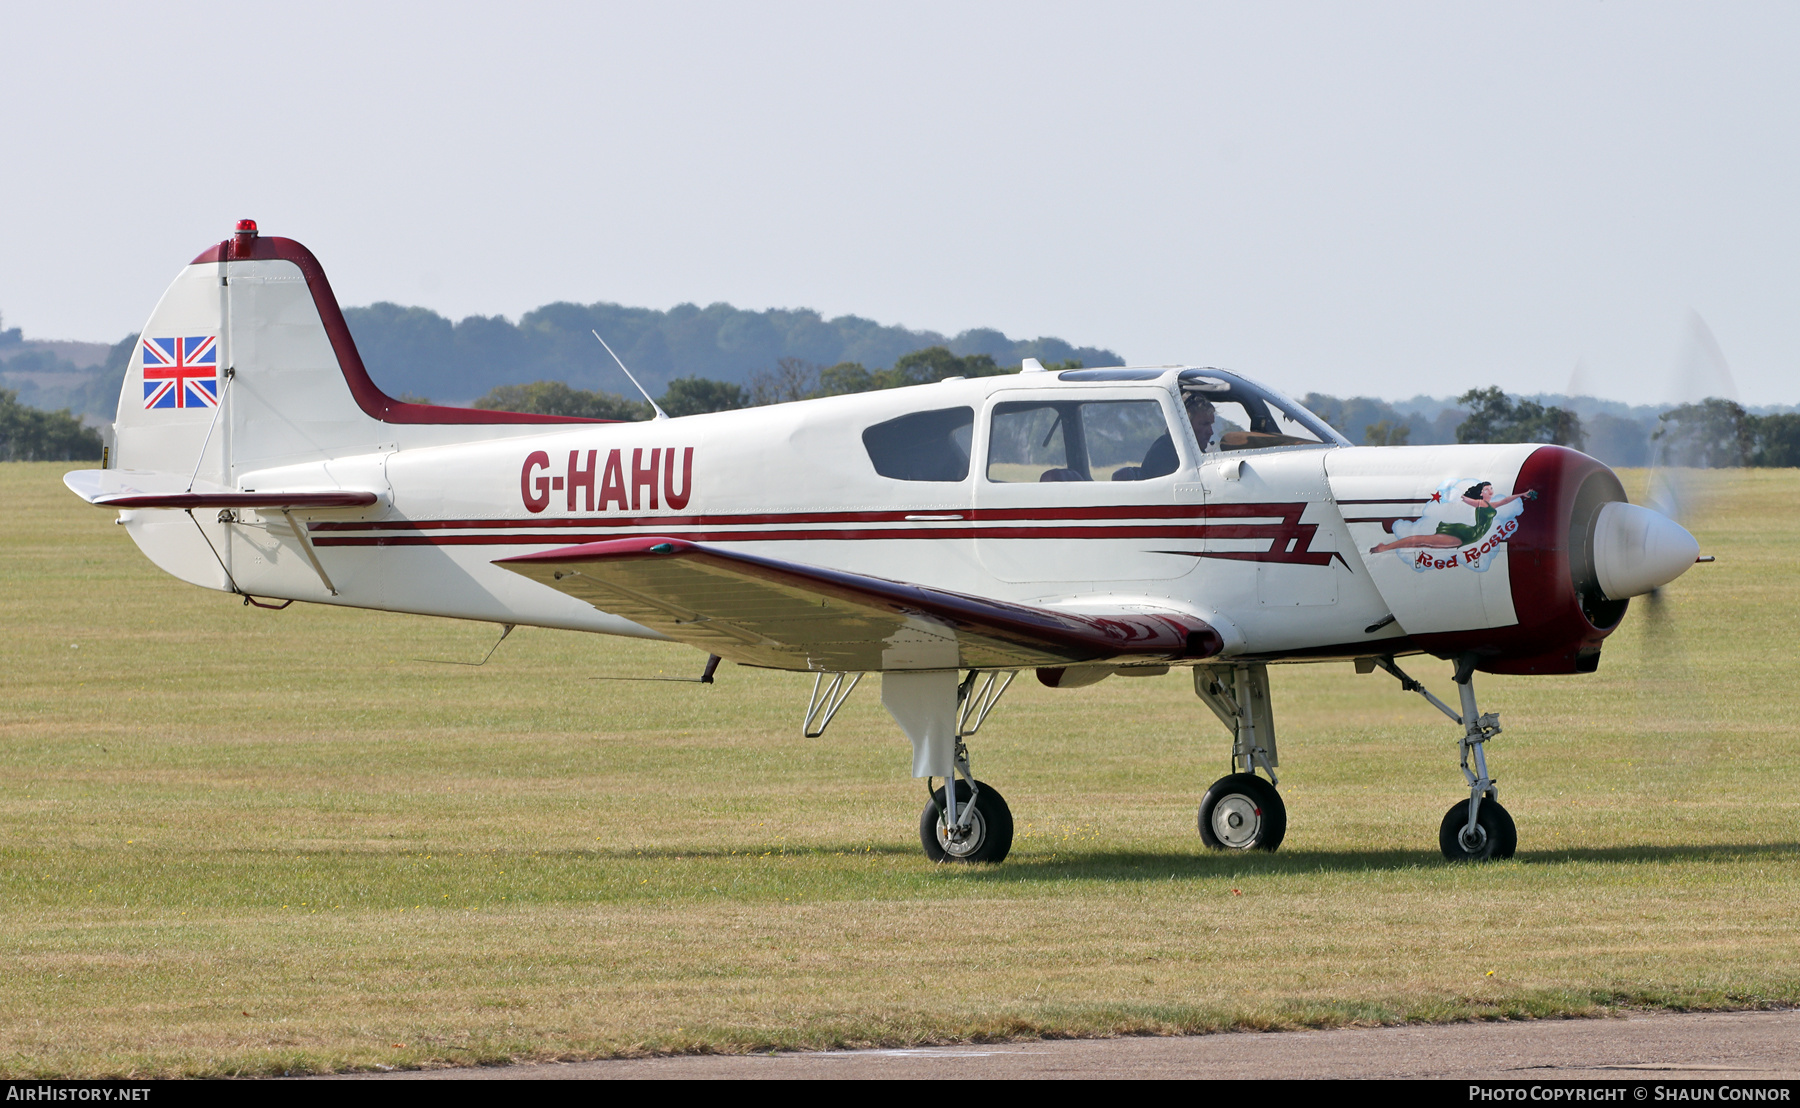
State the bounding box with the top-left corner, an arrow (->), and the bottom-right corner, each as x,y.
497,537 -> 695,564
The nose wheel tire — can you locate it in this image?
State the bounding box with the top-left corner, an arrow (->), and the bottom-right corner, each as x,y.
1197,773 -> 1287,852
920,779 -> 1014,864
1438,796 -> 1517,861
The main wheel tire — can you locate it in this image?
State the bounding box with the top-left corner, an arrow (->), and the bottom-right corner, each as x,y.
1438,795 -> 1517,861
919,779 -> 1014,864
1197,773 -> 1287,852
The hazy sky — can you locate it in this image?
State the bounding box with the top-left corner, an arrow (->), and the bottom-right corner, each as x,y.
3,2 -> 1795,404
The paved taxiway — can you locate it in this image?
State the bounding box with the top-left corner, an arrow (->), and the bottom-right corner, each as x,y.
340,1009 -> 1799,1080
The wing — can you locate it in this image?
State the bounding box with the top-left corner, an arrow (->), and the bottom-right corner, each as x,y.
496,537 -> 1224,672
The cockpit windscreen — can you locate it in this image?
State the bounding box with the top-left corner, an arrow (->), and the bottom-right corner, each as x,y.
1176,369 -> 1348,453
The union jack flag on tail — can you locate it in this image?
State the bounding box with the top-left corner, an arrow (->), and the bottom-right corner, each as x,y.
142,336 -> 218,409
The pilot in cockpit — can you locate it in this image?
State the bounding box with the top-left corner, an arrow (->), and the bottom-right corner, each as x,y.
1136,391 -> 1215,479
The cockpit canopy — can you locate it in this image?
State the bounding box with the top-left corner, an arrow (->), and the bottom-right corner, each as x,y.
861,367 -> 1348,483
1058,367 -> 1346,451
1174,368 -> 1348,450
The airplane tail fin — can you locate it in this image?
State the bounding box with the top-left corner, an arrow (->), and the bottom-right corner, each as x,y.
111,219 -> 587,481
114,220 -> 396,482
87,220 -> 589,595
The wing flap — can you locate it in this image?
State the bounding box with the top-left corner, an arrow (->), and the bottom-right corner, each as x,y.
496,537 -> 1223,672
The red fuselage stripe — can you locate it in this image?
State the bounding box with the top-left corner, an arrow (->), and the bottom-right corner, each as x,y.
315,524 -> 1256,546
1336,498 -> 1428,506
309,502 -> 1310,533
306,502 -> 1345,567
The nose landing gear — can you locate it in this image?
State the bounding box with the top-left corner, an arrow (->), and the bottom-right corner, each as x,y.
1438,793 -> 1515,861
1369,653 -> 1518,862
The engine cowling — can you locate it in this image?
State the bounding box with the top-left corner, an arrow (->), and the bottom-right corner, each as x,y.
1413,445 -> 1680,675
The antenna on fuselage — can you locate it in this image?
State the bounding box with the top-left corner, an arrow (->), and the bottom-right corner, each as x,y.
591,330 -> 669,420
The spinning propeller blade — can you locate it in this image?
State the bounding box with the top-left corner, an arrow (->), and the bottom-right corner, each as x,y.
1643,311 -> 1738,529
1619,313 -> 1730,794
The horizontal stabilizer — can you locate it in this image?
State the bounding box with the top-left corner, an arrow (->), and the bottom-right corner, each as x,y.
64,469 -> 378,510
495,536 -> 1223,672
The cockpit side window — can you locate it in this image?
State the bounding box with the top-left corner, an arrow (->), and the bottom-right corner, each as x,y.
862,406 -> 974,481
986,399 -> 1173,482
988,402 -> 1074,481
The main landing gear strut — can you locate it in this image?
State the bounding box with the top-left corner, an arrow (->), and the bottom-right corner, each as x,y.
1366,653 -> 1517,862
1193,663 -> 1288,851
916,671 -> 1017,863
807,668 -> 1019,864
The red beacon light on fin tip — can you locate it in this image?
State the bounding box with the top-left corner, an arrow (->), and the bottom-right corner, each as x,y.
227,218 -> 261,260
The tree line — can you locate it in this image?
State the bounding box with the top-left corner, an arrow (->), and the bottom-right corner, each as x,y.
346,300 -> 1120,405
0,332 -> 135,421
4,294 -> 1795,470
1305,386 -> 1800,467
1,295 -> 1121,424
1646,398 -> 1800,467
0,389 -> 103,461
472,369 -> 1800,470
469,346 -> 1073,419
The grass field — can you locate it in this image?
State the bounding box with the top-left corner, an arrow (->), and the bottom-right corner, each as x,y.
2,462 -> 1797,1077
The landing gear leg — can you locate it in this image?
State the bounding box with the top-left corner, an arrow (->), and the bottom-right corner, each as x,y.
1369,654 -> 1517,862
883,670 -> 1017,864
920,740 -> 1015,863
1193,664 -> 1287,851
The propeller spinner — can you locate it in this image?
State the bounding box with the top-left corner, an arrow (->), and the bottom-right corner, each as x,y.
1591,501 -> 1702,601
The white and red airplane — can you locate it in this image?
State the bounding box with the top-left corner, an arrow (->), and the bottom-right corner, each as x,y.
66,222 -> 1705,863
